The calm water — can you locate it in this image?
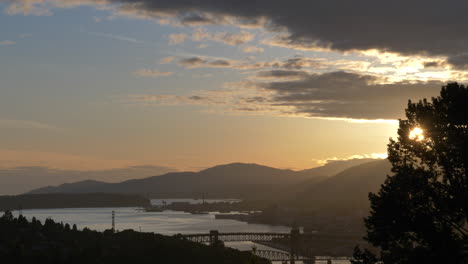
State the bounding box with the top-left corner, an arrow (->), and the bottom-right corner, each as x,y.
11,199 -> 349,263
13,207 -> 290,235
11,199 -> 289,253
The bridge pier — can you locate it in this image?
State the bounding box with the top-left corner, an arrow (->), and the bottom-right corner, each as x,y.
290,226 -> 301,264
209,230 -> 219,245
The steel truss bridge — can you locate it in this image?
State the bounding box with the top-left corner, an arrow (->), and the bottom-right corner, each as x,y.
181,232 -> 290,243
180,230 -> 352,263
181,230 -> 303,263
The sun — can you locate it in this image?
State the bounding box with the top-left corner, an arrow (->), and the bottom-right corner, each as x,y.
409,127 -> 425,141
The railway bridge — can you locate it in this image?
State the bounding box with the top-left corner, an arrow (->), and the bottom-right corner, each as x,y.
181,228 -> 303,263
180,228 -> 352,264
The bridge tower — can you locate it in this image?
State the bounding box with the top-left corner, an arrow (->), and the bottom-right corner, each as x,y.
209,230 -> 219,245
290,226 -> 300,264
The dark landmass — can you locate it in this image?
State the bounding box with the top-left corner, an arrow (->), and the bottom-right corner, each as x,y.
0,193 -> 151,211
20,159 -> 392,257
213,160 -> 391,232
138,160 -> 391,256
147,200 -> 267,214
28,159 -> 375,199
0,165 -> 175,195
144,160 -> 391,223
0,212 -> 268,264
291,159 -> 391,210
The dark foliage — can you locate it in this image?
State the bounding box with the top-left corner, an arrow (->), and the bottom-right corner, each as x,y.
0,211 -> 268,264
354,83 -> 468,263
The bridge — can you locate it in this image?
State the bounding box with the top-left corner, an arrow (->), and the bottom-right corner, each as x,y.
180,229 -> 353,264
181,229 -> 303,263
181,231 -> 290,243
252,251 -> 352,263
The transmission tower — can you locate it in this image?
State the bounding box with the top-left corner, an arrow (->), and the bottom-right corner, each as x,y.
112,211 -> 115,232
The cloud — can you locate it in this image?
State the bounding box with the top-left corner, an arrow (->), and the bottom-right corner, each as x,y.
178,57 -> 207,68
177,56 -> 245,69
87,31 -> 144,44
213,31 -> 254,45
133,68 -> 174,77
168,33 -> 187,45
159,56 -> 175,64
191,28 -> 254,46
254,70 -> 309,79
424,60 -> 446,68
243,45 -> 264,53
8,0 -> 468,68
0,40 -> 16,46
257,71 -> 444,119
129,71 -> 445,121
315,153 -> 388,166
175,55 -> 322,70
19,33 -> 32,38
278,57 -> 321,69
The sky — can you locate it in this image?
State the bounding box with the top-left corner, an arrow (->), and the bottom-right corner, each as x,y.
1,0 -> 465,181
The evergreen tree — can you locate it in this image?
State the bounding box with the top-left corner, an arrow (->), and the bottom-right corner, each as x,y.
355,83 -> 468,264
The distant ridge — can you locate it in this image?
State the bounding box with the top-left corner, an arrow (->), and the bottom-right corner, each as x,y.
28,160 -> 376,199
0,165 -> 175,195
291,159 -> 391,210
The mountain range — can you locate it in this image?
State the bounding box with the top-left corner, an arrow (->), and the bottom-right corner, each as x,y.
28,159 -> 391,207
0,165 -> 175,195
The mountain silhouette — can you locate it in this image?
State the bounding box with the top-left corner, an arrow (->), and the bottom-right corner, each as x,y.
28,160 -> 376,199
291,159 -> 391,210
0,165 -> 175,195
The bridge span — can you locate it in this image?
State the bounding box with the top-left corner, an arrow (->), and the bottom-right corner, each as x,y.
181,229 -> 303,263
181,231 -> 290,243
179,229 -> 352,264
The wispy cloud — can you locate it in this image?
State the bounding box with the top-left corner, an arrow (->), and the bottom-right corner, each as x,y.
192,28 -> 254,45
317,153 -> 388,166
87,31 -> 144,44
19,33 -> 32,38
168,33 -> 187,45
133,69 -> 174,77
0,40 -> 16,46
243,45 -> 264,53
159,56 -> 176,64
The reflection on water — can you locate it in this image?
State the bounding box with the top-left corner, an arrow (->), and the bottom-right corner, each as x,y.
14,207 -> 289,235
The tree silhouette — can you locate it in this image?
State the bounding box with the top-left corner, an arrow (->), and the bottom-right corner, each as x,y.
354,83 -> 468,264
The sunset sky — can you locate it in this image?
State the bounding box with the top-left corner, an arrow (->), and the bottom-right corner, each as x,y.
1,0 -> 465,174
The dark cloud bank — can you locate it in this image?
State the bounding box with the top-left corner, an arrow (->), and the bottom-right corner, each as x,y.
255,71 -> 443,119
103,0 -> 461,119
105,0 -> 468,68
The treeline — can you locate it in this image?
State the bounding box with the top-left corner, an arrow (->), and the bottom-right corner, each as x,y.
0,212 -> 269,264
0,193 -> 150,210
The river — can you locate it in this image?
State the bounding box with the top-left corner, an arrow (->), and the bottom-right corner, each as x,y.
11,199 -> 349,263
12,200 -> 288,251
